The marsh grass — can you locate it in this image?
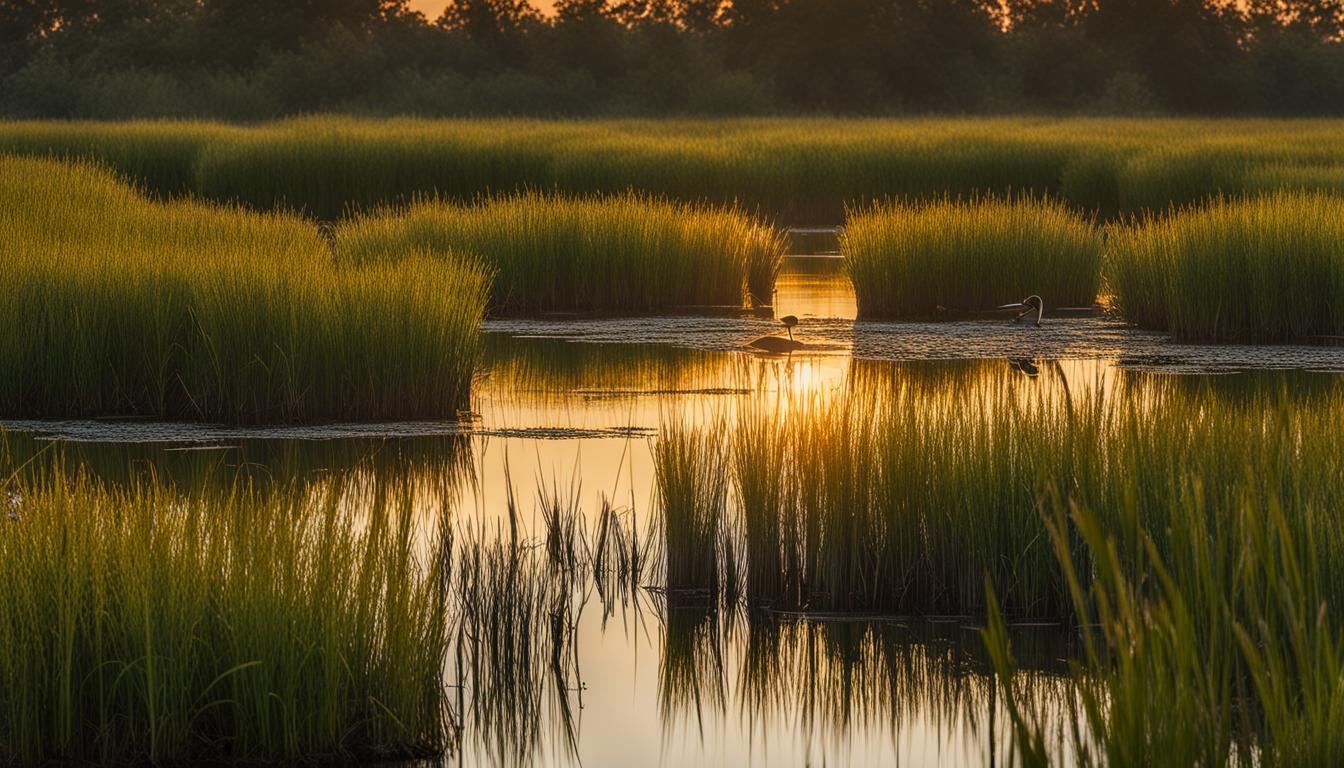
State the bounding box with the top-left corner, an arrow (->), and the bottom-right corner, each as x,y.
10,118 -> 1344,222
654,422 -> 734,596
843,196 -> 1103,319
0,155 -> 489,422
1106,192 -> 1344,342
453,529 -> 582,767
0,462 -> 452,766
658,375 -> 1344,619
987,475 -> 1344,765
336,191 -> 785,314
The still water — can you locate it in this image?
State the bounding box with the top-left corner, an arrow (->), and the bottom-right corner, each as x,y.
6,231 -> 1344,766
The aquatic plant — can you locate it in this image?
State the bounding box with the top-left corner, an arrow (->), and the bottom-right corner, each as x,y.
1106,191 -> 1344,342
8,117 -> 1344,222
987,474 -> 1344,765
453,530 -> 582,767
658,372 -> 1344,618
842,196 -> 1103,318
336,191 -> 785,314
0,155 -> 489,422
654,422 -> 733,595
0,466 -> 452,765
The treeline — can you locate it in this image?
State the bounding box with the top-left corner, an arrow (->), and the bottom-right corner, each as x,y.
2,0 -> 1343,118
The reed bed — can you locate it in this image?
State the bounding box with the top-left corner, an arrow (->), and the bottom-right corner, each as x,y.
0,464 -> 452,766
453,531 -> 582,767
1106,191 -> 1344,343
842,197 -> 1103,318
987,480 -> 1344,765
336,192 -> 784,314
0,155 -> 489,422
6,118 -> 1344,222
654,423 -> 734,596
656,376 -> 1344,618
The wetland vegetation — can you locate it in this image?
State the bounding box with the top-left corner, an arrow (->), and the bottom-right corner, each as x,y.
0,155 -> 489,423
3,110 -> 1344,767
4,118 -> 1344,222
0,452 -> 454,766
336,192 -> 784,313
843,196 -> 1102,319
1107,191 -> 1344,343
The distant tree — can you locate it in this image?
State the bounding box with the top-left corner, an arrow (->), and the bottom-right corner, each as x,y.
198,0 -> 410,66
550,0 -> 627,79
440,0 -> 539,39
1081,0 -> 1245,111
1247,0 -> 1344,38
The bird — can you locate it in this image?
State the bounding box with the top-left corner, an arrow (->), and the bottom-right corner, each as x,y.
996,295 -> 1044,327
746,314 -> 804,353
1008,358 -> 1040,376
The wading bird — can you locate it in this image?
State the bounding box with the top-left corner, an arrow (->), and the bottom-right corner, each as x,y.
997,296 -> 1044,327
747,314 -> 805,353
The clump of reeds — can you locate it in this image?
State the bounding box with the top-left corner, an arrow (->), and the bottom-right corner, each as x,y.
0,463 -> 452,765
1106,191 -> 1344,342
654,422 -> 733,596
453,529 -> 582,766
657,374 -> 1344,618
842,196 -> 1102,318
987,477 -> 1344,765
0,155 -> 490,423
335,191 -> 785,314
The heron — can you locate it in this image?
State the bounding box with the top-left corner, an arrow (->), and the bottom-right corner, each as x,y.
996,296 -> 1044,327
780,314 -> 799,341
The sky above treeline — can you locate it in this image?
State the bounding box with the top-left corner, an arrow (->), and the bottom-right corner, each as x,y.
407,0 -> 1254,22
409,0 -> 558,17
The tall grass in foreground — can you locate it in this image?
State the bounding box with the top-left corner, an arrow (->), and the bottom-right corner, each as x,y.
658,377 -> 1344,617
1107,192 -> 1344,342
0,466 -> 451,765
843,197 -> 1102,318
336,192 -> 784,314
0,155 -> 490,422
986,482 -> 1344,765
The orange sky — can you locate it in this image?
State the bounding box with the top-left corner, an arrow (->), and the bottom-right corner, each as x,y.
408,0 -> 557,19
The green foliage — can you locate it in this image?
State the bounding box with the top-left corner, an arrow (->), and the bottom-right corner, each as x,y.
336,191 -> 784,313
1107,192 -> 1344,342
0,155 -> 489,422
655,421 -> 732,594
842,196 -> 1102,318
991,481 -> 1344,764
0,465 -> 452,765
658,369 -> 1344,617
7,118 -> 1344,225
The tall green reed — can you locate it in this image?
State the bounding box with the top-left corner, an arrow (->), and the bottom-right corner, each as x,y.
661,373 -> 1344,618
987,478 -> 1344,766
0,155 -> 490,422
336,191 -> 784,314
655,422 -> 733,596
0,463 -> 452,765
1107,191 -> 1344,342
843,196 -> 1103,318
10,117 -> 1344,222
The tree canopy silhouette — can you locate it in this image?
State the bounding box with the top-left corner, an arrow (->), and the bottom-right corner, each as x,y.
2,0 -> 1342,117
